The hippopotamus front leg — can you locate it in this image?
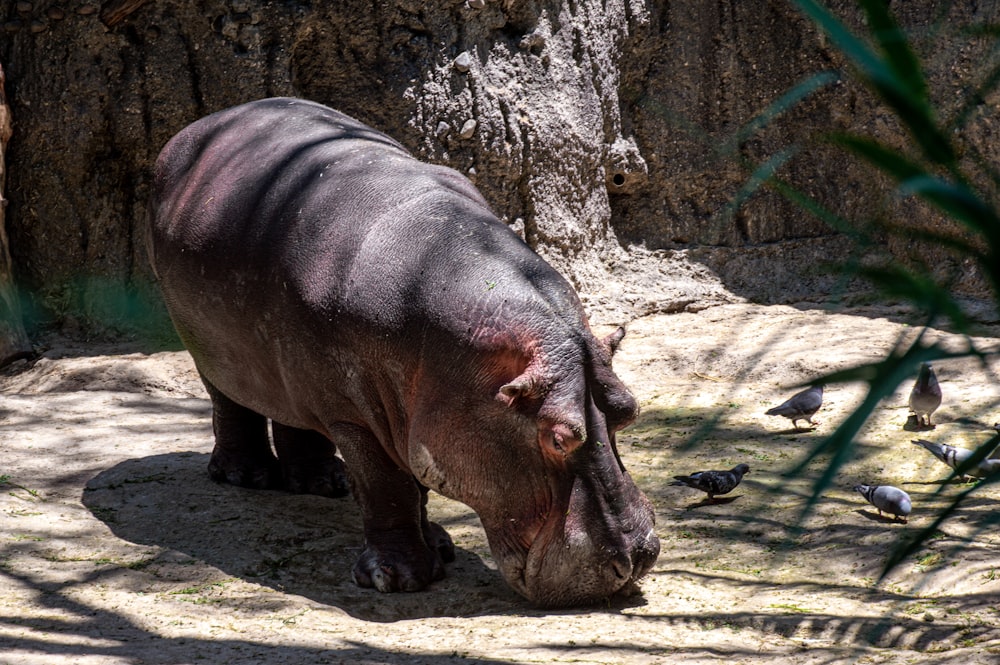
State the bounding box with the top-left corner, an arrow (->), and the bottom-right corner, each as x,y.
203,374 -> 281,490
271,422 -> 350,498
331,423 -> 454,592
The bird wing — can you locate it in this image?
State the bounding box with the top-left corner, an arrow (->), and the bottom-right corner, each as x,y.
766,400 -> 797,416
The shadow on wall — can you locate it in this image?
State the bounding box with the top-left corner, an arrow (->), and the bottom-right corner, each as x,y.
680,235 -> 868,307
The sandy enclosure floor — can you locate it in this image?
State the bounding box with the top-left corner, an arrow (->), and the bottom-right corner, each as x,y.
2,302 -> 1000,664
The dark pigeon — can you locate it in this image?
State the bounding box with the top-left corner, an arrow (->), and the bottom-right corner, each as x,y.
854,484 -> 911,523
908,363 -> 942,429
911,438 -> 1000,482
766,384 -> 824,430
671,463 -> 750,502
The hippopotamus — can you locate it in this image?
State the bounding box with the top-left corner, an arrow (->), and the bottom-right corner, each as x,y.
147,97 -> 659,607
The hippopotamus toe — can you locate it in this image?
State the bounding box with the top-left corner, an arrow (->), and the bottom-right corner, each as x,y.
352,539 -> 447,593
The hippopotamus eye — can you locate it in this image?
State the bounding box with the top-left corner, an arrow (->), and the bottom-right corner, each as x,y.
545,423 -> 583,458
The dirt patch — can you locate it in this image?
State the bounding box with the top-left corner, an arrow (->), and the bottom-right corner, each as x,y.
2,302 -> 1000,664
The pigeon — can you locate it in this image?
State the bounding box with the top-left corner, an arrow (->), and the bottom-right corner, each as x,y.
670,463 -> 750,502
911,438 -> 1000,481
766,384 -> 824,430
908,363 -> 942,429
854,484 -> 911,523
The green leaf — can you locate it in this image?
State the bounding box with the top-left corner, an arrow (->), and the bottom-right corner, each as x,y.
718,147 -> 799,223
856,264 -> 972,330
727,71 -> 840,150
858,0 -> 927,102
794,0 -> 954,166
897,176 -> 1000,242
831,134 -> 925,181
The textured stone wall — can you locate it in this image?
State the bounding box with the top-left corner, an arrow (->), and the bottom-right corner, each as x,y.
1,0 -> 645,309
0,0 -> 995,337
613,0 -> 999,300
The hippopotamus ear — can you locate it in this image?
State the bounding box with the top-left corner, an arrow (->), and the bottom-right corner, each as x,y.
603,326 -> 626,355
590,328 -> 639,430
497,372 -> 546,407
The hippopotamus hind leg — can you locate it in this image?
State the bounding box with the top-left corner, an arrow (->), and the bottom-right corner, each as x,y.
271,422 -> 350,498
202,373 -> 281,490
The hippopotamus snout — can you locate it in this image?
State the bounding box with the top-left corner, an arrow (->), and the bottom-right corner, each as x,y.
521,447 -> 659,607
484,392 -> 659,607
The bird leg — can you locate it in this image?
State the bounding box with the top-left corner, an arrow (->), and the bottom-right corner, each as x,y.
794,418 -> 817,431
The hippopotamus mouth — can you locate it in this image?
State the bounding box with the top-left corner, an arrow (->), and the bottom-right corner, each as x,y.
484,436 -> 660,607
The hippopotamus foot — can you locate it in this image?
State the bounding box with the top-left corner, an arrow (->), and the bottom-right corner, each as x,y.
352,483 -> 455,592
327,423 -> 455,592
352,531 -> 448,592
271,421 -> 351,498
202,374 -> 281,490
350,488 -> 455,592
208,443 -> 280,489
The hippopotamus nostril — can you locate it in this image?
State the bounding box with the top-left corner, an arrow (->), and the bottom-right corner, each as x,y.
608,551 -> 633,581
629,528 -> 660,579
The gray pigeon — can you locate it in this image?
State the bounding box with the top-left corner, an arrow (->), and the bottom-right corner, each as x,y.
908,363 -> 942,429
854,484 -> 911,523
766,384 -> 824,430
911,438 -> 1000,481
671,463 -> 750,502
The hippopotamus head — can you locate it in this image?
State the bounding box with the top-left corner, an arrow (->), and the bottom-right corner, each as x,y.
409,325 -> 659,607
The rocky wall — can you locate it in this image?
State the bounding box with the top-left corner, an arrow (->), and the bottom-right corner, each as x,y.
0,0 -> 996,338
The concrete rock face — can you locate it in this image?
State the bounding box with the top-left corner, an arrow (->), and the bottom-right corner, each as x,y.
614,0 -> 998,301
0,0 -> 994,331
289,0 -> 647,292
1,0 -> 644,312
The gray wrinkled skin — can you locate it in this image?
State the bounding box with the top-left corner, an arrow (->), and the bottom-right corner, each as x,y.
147,98 -> 659,607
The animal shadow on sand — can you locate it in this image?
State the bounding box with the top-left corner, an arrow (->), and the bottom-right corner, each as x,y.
684,495 -> 742,510
902,415 -> 936,433
82,452 -> 530,622
773,426 -> 819,436
855,509 -> 908,524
